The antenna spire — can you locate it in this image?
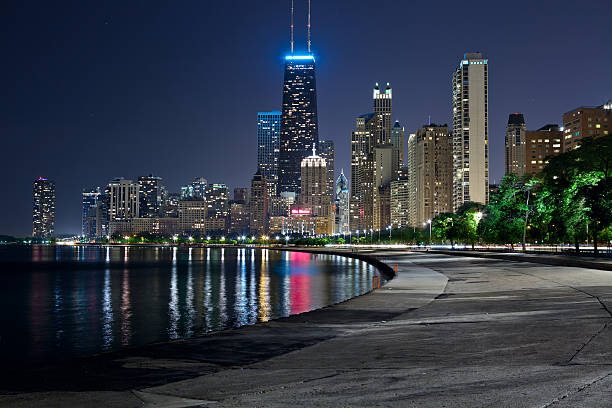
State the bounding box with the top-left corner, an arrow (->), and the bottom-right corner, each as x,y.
290,0 -> 294,54
307,0 -> 311,53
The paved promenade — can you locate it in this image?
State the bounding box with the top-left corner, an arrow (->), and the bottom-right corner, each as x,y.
1,250 -> 611,407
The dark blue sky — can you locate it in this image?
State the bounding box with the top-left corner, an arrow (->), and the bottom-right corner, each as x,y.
2,0 -> 611,236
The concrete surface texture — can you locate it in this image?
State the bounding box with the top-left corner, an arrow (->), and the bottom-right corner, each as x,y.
1,250 -> 611,407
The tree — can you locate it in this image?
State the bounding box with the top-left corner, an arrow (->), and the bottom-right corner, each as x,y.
456,202 -> 485,249
432,213 -> 461,246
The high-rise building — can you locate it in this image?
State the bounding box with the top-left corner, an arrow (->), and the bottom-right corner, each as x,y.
318,140 -> 335,199
452,52 -> 489,210
505,114 -> 527,177
161,193 -> 181,218
562,100 -> 611,151
373,144 -> 395,230
178,199 -> 207,237
391,121 -> 405,167
181,177 -> 207,200
138,175 -> 163,218
406,133 -> 417,227
373,83 -> 392,144
233,187 -> 249,204
278,55 -> 319,196
350,112 -> 382,231
299,147 -> 332,219
229,203 -> 250,235
335,170 -> 350,234
415,124 -> 453,225
257,111 -> 282,196
82,187 -> 101,238
525,124 -> 563,175
250,171 -> 268,235
205,183 -> 230,219
390,177 -> 411,228
108,179 -> 140,221
32,177 -> 55,238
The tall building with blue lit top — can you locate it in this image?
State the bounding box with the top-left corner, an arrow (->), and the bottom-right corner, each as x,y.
278,55 -> 319,197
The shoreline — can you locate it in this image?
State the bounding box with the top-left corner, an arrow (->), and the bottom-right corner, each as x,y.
0,248 -> 397,393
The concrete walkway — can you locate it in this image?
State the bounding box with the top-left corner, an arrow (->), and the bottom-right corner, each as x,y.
2,250 -> 612,407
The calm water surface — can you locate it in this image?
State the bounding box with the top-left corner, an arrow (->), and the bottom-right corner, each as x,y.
0,245 -> 379,363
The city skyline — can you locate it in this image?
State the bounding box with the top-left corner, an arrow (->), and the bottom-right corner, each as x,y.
3,0 -> 611,236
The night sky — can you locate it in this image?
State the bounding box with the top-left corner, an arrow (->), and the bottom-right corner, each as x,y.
2,0 -> 611,236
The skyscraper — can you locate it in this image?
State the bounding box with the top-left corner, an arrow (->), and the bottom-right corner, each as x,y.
452,52 -> 489,210
205,183 -> 230,219
138,175 -> 163,218
250,171 -> 268,235
318,140 -> 335,199
406,133 -> 417,227
299,147 -> 331,216
391,120 -> 405,167
350,112 -> 382,231
181,177 -> 207,199
373,83 -> 392,144
415,124 -> 453,226
335,170 -> 350,234
505,114 -> 526,176
278,55 -> 319,196
82,187 -> 101,238
108,179 -> 140,221
32,177 -> 55,238
257,111 -> 281,196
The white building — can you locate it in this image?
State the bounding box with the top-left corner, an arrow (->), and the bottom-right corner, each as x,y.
452,52 -> 489,210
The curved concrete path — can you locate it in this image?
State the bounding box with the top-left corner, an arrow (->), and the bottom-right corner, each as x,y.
2,251 -> 612,407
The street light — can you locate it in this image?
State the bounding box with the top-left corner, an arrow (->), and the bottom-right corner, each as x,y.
370,228 -> 373,244
426,219 -> 432,242
388,225 -> 392,240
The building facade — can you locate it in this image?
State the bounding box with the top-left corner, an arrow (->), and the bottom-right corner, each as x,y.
205,183 -> 230,220
229,203 -> 250,235
298,147 -> 333,234
505,113 -> 527,177
562,100 -> 611,151
257,111 -> 282,196
391,121 -> 405,168
250,171 -> 268,236
32,177 -> 55,238
452,52 -> 489,210
233,187 -> 249,204
108,179 -> 140,221
350,112 -> 382,231
278,55 -> 319,196
82,187 -> 101,238
415,124 -> 453,226
335,170 -> 350,235
318,140 -> 335,200
178,199 -> 207,237
138,175 -> 163,218
525,125 -> 563,175
390,177 -> 411,228
373,83 -> 392,144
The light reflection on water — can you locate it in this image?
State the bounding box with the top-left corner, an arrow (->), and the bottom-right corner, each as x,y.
0,245 -> 379,363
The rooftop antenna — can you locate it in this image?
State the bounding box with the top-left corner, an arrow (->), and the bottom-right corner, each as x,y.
312,142 -> 316,156
290,0 -> 294,54
307,0 -> 311,53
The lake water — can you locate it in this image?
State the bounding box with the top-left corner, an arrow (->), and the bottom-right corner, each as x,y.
0,245 -> 379,364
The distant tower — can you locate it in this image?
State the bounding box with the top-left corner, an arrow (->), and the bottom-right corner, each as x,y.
318,140 -> 335,199
299,146 -> 333,234
82,187 -> 101,238
250,171 -> 268,235
257,111 -> 282,196
32,177 -> 55,238
373,83 -> 392,145
108,179 -> 140,221
137,175 -> 163,218
335,170 -> 350,234
233,187 -> 249,204
278,1 -> 319,197
391,120 -> 405,167
452,52 -> 489,210
505,113 -> 526,177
